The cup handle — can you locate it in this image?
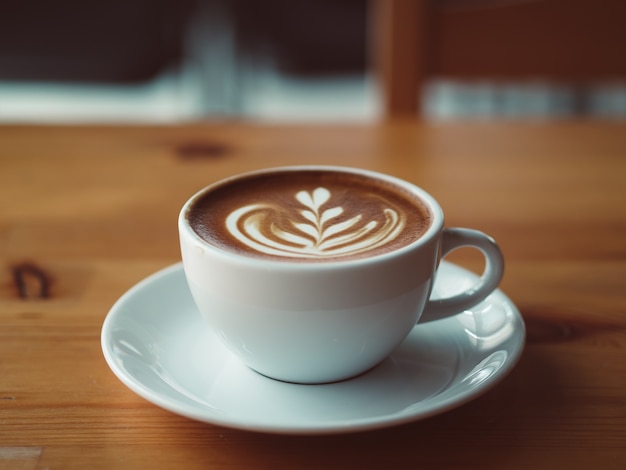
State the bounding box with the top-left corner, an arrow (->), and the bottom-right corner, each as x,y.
420,228 -> 505,323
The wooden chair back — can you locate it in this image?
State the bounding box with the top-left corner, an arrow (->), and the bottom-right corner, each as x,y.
371,0 -> 626,117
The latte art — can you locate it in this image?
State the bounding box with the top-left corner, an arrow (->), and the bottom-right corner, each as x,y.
226,187 -> 406,259
186,169 -> 432,262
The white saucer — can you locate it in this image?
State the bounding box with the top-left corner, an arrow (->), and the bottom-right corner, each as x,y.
101,262 -> 525,435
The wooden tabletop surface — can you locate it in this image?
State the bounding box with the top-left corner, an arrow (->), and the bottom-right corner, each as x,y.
1,121 -> 625,469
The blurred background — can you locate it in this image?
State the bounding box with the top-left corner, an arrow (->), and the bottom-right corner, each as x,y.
1,0 -> 625,123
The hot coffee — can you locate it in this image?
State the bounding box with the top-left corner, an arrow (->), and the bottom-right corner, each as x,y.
186,168 -> 432,261
179,166 -> 504,383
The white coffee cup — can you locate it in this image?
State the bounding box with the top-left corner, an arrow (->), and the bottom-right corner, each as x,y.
179,166 -> 504,384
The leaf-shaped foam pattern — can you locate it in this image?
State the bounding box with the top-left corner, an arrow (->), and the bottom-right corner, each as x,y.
225,188 -> 406,259
320,206 -> 343,226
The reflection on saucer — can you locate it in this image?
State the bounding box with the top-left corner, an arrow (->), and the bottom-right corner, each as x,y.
460,350 -> 509,388
457,299 -> 517,351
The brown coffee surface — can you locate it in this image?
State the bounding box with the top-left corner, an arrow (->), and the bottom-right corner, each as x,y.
187,169 -> 432,261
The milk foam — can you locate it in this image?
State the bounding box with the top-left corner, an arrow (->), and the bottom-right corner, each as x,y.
225,187 -> 406,259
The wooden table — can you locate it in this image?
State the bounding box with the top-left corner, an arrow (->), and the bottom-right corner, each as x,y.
1,122 -> 625,469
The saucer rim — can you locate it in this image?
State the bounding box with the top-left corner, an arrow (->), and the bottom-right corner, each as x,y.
101,262 -> 525,435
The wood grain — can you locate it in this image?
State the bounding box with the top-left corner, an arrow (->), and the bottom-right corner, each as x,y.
1,122 -> 625,469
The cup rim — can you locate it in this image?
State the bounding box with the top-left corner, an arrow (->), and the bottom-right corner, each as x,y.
178,165 -> 444,269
